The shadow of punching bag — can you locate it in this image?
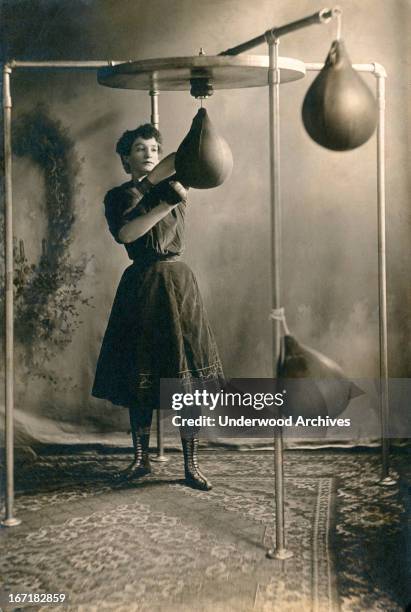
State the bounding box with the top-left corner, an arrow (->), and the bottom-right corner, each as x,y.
302,40 -> 378,151
175,108 -> 233,189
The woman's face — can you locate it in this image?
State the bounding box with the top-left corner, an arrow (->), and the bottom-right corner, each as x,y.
124,137 -> 160,179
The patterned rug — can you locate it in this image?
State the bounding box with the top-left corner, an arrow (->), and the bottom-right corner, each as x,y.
1,453 -> 338,612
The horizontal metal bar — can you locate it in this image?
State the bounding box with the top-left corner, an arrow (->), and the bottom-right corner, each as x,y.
219,8 -> 334,56
7,60 -> 124,70
305,62 -> 387,77
268,7 -> 333,40
5,59 -> 387,79
218,33 -> 268,56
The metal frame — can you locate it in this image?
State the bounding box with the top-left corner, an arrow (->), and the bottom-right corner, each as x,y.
1,49 -> 390,539
305,62 -> 392,489
1,60 -> 136,527
221,9 -> 392,554
266,59 -> 392,554
220,6 -> 392,553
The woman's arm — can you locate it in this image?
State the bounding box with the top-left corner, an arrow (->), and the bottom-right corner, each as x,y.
118,180 -> 187,244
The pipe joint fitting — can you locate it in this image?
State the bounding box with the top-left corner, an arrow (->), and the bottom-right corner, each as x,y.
372,62 -> 387,78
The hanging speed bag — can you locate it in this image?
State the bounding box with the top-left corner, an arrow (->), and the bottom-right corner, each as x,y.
302,40 -> 378,151
175,108 -> 233,189
278,335 -> 363,419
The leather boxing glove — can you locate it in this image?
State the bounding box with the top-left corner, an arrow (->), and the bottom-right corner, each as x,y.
155,179 -> 188,206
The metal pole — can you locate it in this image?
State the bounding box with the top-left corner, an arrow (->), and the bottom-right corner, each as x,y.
149,90 -> 159,130
152,408 -> 168,462
305,62 -> 381,73
9,60 -> 123,69
219,7 -> 334,56
148,89 -> 167,463
265,37 -> 292,561
376,72 -> 388,474
1,65 -> 21,527
374,67 -> 395,485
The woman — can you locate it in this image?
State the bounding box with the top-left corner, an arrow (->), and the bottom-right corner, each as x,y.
92,123 -> 223,491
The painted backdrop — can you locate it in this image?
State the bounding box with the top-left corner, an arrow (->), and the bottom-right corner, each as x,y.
1,0 -> 410,446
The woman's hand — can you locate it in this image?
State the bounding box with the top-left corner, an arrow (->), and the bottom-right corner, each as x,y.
117,179 -> 188,244
167,180 -> 188,206
156,179 -> 188,207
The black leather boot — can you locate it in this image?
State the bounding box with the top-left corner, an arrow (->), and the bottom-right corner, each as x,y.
114,432 -> 151,481
181,437 -> 212,491
113,407 -> 152,482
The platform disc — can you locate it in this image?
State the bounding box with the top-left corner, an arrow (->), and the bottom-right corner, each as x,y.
98,55 -> 305,91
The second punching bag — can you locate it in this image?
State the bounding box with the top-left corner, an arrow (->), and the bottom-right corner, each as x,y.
175,108 -> 233,189
302,40 -> 378,151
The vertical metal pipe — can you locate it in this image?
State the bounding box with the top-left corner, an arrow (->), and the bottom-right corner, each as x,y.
1,65 -> 21,527
148,89 -> 168,463
154,408 -> 167,462
375,72 -> 394,485
266,39 -> 292,560
268,42 -> 282,326
149,90 -> 159,130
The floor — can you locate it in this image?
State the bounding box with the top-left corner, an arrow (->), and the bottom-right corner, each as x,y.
0,448 -> 409,611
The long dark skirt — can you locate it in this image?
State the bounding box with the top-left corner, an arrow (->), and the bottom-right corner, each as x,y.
92,258 -> 224,409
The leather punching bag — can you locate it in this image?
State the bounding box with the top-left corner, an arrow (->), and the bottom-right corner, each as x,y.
302,40 -> 378,151
278,335 -> 363,420
175,108 -> 233,189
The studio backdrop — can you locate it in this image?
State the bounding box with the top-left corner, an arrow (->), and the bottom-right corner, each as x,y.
1,0 -> 410,447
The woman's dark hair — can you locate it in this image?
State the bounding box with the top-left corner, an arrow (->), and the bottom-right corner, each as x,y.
116,124 -> 162,173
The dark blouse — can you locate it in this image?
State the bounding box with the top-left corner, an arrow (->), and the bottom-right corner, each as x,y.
104,179 -> 186,262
